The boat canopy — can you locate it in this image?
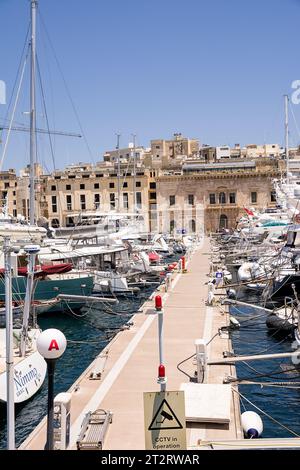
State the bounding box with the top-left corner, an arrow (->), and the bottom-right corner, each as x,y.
262,220 -> 288,227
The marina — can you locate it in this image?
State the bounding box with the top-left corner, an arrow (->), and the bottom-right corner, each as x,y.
1,0 -> 300,455
19,237 -> 243,450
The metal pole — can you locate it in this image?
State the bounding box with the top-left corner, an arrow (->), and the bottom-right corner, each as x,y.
284,94 -> 289,184
208,351 -> 299,365
45,359 -> 56,450
29,0 -> 37,225
224,299 -> 275,313
20,251 -> 36,356
157,310 -> 166,391
4,237 -> 15,450
116,133 -> 121,212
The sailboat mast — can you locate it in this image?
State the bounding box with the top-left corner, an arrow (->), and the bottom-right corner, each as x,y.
132,133 -> 136,213
116,133 -> 121,212
29,0 -> 37,225
284,94 -> 289,184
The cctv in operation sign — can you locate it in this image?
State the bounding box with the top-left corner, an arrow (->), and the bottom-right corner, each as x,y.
143,390 -> 186,450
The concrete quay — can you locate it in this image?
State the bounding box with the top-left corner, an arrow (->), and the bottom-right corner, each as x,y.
20,236 -> 242,450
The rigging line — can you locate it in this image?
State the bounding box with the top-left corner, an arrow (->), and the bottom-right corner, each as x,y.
236,380 -> 300,388
0,50 -> 29,171
36,56 -> 56,171
232,388 -> 300,437
0,23 -> 30,141
38,10 -> 95,164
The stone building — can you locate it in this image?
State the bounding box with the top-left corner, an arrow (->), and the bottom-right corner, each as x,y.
156,158 -> 280,234
0,169 -> 18,217
39,162 -> 153,230
150,133 -> 199,164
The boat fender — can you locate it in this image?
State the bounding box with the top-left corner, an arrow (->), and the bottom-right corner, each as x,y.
229,316 -> 240,328
241,411 -> 263,438
226,288 -> 236,299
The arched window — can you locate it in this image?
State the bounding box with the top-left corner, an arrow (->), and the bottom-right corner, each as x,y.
219,192 -> 226,204
219,214 -> 228,229
51,218 -> 60,228
170,219 -> 176,233
189,219 -> 196,233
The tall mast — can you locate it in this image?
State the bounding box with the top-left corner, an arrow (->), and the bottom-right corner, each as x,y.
29,0 -> 37,225
284,94 -> 289,184
116,133 -> 121,212
131,133 -> 136,213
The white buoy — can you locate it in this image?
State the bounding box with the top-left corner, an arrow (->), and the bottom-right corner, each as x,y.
241,411 -> 263,438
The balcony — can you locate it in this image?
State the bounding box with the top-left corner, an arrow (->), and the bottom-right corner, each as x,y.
207,203 -> 237,209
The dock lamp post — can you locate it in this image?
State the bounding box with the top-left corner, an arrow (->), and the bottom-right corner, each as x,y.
37,329 -> 67,450
155,295 -> 167,391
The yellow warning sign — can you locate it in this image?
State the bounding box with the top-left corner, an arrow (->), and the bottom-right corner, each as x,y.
144,391 -> 186,450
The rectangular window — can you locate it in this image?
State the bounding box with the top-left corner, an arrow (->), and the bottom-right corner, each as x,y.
110,193 -> 115,209
66,195 -> 72,211
251,191 -> 257,204
136,192 -> 142,209
169,195 -> 175,206
109,182 -> 115,189
51,185 -> 56,191
51,195 -> 57,213
66,184 -> 71,191
80,183 -> 85,190
270,190 -> 276,202
80,194 -> 86,210
209,194 -> 216,204
136,181 -> 141,188
155,145 -> 160,149
94,183 -> 99,189
13,191 -> 16,196
150,182 -> 156,189
13,209 -> 17,217
123,182 -> 128,188
188,194 -> 194,205
13,200 -> 16,205
229,192 -> 236,204
149,192 -> 156,200
123,192 -> 129,209
94,193 -> 100,209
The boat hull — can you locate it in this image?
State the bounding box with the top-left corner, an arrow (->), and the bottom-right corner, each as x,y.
0,274 -> 94,303
0,351 -> 47,403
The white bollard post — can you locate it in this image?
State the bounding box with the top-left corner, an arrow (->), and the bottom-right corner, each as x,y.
195,339 -> 207,383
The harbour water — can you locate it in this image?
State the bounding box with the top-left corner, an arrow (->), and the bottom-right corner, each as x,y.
0,286 -> 156,449
230,290 -> 300,439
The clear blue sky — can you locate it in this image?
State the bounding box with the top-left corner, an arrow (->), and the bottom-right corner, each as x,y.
1,0 -> 300,172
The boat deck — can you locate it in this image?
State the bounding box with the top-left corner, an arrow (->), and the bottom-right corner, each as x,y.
20,237 -> 242,450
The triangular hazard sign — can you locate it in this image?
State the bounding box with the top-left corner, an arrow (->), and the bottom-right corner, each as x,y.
148,399 -> 183,431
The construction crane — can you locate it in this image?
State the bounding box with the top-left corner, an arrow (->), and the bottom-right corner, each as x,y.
0,123 -> 82,138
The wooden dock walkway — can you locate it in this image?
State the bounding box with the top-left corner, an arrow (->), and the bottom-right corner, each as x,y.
20,237 -> 242,450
